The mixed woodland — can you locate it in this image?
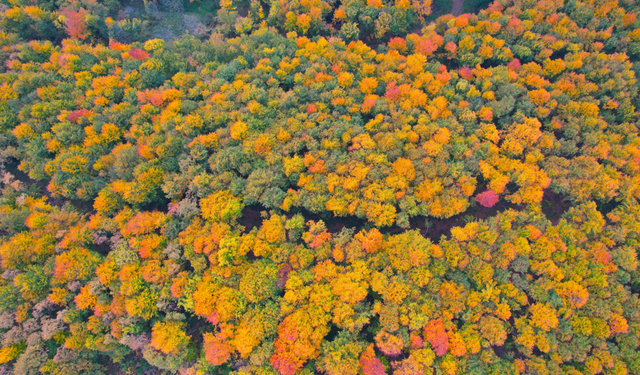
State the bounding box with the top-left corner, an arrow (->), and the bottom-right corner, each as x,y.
1,0 -> 640,374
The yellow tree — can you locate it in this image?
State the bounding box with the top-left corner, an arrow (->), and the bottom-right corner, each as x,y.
151,321 -> 190,355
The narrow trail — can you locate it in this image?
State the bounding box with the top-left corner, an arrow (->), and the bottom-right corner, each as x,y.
452,0 -> 464,16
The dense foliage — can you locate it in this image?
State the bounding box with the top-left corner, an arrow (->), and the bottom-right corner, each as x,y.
1,0 -> 640,374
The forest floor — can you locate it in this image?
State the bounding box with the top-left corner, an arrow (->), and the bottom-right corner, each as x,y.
119,0 -> 492,43
238,189 -> 573,243
427,0 -> 492,22
452,0 -> 465,15
118,0 -> 212,42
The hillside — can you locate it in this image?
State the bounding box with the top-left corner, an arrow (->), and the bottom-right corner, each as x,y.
1,0 -> 640,374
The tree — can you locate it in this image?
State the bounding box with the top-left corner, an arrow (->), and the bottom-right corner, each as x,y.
200,190 -> 244,222
359,344 -> 385,375
271,308 -> 330,375
479,316 -> 507,346
0,232 -> 54,270
475,190 -> 499,208
193,277 -> 246,324
203,328 -> 233,365
238,260 -> 279,303
53,248 -> 101,284
61,10 -> 89,40
317,331 -> 365,375
374,330 -> 404,356
424,319 -> 448,356
151,321 -> 190,355
529,303 -> 558,332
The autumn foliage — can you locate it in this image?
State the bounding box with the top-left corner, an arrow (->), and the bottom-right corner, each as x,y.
0,0 -> 640,374
475,190 -> 499,208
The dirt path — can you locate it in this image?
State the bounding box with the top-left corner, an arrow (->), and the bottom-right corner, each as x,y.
452,0 -> 464,16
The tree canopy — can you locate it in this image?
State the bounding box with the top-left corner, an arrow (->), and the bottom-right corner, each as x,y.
1,0 -> 640,374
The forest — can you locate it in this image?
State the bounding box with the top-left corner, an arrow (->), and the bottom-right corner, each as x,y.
1,0 -> 640,374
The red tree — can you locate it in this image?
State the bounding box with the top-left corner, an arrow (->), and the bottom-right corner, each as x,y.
129,48 -> 150,61
359,344 -> 385,375
424,319 -> 448,356
67,109 -> 90,124
203,331 -> 233,365
459,67 -> 474,80
62,10 -> 89,40
374,330 -> 404,356
507,58 -> 522,71
475,190 -> 499,208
